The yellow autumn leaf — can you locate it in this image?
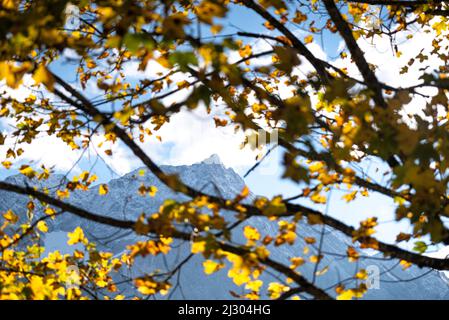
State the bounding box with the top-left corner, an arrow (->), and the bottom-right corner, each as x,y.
2,0 -> 18,10
342,191 -> 357,202
304,35 -> 313,44
134,214 -> 150,235
2,161 -> 12,169
239,44 -> 252,58
243,225 -> 260,242
196,1 -> 227,24
37,220 -> 48,233
56,189 -> 70,199
97,6 -> 115,21
310,193 -> 326,204
210,24 -> 223,35
33,65 -> 55,91
337,289 -> 354,300
3,209 -> 18,224
86,60 -> 97,69
355,269 -> 368,280
67,227 -> 87,245
99,184 -> 109,195
162,13 -> 189,38
148,186 -> 157,197
400,260 -> 412,270
304,237 -> 316,244
240,185 -> 250,198
290,257 -> 305,269
44,207 -> 56,215
203,260 -> 222,275
191,241 -> 206,254
309,162 -> 324,172
19,165 -> 36,179
245,280 -> 263,292
267,282 -> 289,299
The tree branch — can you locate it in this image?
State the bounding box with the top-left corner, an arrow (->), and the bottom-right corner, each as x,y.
0,181 -> 332,300
324,0 -> 387,109
240,0 -> 331,84
348,0 -> 445,6
48,68 -> 449,275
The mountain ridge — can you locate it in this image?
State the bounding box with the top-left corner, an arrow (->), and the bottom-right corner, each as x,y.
1,154 -> 448,299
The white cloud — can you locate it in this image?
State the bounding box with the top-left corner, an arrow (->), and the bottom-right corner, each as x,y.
0,76 -> 84,173
13,136 -> 83,172
0,74 -> 34,102
2,22 -> 445,179
93,104 -> 261,175
332,19 -> 448,118
102,29 -> 330,174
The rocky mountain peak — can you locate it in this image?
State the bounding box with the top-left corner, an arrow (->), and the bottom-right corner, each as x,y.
200,153 -> 223,166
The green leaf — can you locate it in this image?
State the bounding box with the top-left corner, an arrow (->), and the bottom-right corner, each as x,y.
168,51 -> 198,71
413,241 -> 427,254
123,33 -> 154,53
